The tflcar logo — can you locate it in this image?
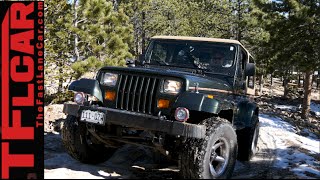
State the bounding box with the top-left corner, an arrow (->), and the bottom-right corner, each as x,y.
0,1 -> 44,179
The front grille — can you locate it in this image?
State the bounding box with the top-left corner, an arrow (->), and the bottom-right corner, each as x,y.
115,74 -> 160,115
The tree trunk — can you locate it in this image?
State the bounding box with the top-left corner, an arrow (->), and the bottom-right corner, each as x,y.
298,71 -> 301,88
113,0 -> 118,11
259,74 -> 263,95
58,64 -> 63,94
73,0 -> 80,62
65,76 -> 73,92
302,71 -> 312,119
141,11 -> 146,54
270,74 -> 273,96
237,1 -> 242,41
283,77 -> 289,98
283,70 -> 289,98
134,22 -> 139,56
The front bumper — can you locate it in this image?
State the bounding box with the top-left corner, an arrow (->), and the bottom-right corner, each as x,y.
63,103 -> 206,139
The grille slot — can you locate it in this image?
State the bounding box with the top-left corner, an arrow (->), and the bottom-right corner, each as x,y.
116,74 -> 160,115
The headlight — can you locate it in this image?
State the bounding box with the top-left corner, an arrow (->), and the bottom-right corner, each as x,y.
74,92 -> 85,104
163,80 -> 182,94
102,73 -> 118,86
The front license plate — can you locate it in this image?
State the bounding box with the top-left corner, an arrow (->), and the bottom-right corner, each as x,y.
80,110 -> 106,125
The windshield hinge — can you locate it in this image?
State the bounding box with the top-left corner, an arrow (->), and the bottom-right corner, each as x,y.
194,83 -> 199,93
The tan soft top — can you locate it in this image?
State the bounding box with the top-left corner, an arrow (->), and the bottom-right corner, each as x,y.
151,35 -> 252,57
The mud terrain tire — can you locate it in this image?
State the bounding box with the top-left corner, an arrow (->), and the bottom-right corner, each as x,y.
61,115 -> 114,164
179,117 -> 238,179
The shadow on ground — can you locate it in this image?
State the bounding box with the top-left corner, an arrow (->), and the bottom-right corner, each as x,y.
44,131 -> 285,179
44,132 -> 179,179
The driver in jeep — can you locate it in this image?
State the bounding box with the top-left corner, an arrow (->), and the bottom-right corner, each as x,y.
210,52 -> 232,68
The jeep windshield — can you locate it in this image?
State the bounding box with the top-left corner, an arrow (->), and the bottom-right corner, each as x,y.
145,39 -> 237,75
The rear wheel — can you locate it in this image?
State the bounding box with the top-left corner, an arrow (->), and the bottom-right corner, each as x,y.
179,117 -> 238,179
61,115 -> 115,164
237,114 -> 259,161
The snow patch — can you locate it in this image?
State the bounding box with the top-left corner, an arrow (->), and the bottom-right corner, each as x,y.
274,105 -> 298,111
310,101 -> 320,116
259,114 -> 320,178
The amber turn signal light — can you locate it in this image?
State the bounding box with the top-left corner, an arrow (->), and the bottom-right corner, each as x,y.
105,91 -> 116,101
207,95 -> 214,99
157,99 -> 170,109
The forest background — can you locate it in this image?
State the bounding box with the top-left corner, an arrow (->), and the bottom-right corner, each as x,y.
44,0 -> 320,119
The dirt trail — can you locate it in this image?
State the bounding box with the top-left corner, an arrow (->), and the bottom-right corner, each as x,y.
232,126 -> 299,179
44,113 -> 298,179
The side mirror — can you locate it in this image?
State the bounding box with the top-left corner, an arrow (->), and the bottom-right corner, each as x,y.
245,63 -> 255,77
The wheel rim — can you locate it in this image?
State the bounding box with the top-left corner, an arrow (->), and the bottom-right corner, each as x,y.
251,126 -> 258,153
209,137 -> 230,177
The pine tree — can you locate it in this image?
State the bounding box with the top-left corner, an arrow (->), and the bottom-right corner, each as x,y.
254,0 -> 320,119
70,0 -> 134,79
119,0 -> 151,55
45,0 -> 134,103
45,0 -> 74,94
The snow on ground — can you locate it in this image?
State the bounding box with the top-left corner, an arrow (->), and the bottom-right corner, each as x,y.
259,114 -> 320,179
44,153 -> 125,179
310,101 -> 320,116
45,113 -> 320,179
273,101 -> 320,117
274,105 -> 298,112
44,134 -> 157,179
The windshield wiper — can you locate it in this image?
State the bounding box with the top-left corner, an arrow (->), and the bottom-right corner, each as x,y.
203,70 -> 234,77
145,59 -> 169,66
154,59 -> 169,65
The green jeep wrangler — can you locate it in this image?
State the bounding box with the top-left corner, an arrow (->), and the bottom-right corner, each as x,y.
62,36 -> 260,179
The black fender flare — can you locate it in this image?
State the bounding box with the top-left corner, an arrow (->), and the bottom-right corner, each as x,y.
172,92 -> 233,114
234,100 -> 259,129
68,78 -> 103,102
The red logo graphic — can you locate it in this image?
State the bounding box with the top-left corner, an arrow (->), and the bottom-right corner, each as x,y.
1,1 -> 44,179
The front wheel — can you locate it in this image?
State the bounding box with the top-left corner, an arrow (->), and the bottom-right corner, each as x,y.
179,117 -> 238,179
61,115 -> 115,164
